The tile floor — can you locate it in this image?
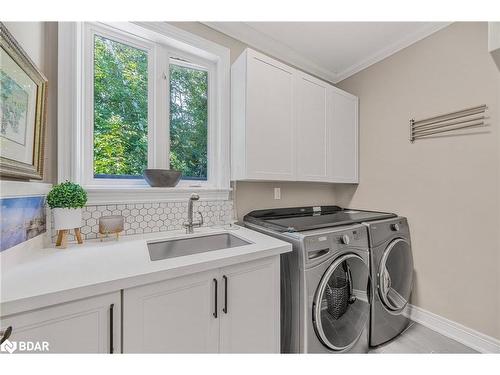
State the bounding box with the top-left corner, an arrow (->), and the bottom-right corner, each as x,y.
369,322 -> 478,353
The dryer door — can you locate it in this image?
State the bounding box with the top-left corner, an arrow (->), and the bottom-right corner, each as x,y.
378,238 -> 414,312
313,253 -> 370,351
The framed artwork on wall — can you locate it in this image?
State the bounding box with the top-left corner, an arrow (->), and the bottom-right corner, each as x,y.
0,22 -> 47,180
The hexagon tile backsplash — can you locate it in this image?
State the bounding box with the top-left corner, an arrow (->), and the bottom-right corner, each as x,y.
50,200 -> 234,242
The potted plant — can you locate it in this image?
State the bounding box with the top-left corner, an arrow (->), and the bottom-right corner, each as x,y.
47,181 -> 88,231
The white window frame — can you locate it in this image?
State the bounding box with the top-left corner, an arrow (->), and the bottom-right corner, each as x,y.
58,22 -> 230,204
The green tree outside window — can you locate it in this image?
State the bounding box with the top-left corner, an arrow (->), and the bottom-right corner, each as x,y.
93,36 -> 208,180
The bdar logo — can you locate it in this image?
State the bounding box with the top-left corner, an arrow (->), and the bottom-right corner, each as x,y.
0,339 -> 17,354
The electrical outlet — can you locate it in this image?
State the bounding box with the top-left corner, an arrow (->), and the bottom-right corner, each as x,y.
274,187 -> 281,200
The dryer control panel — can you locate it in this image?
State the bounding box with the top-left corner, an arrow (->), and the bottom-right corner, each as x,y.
365,217 -> 410,247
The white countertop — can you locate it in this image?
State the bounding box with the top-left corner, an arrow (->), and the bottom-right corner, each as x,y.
0,226 -> 291,316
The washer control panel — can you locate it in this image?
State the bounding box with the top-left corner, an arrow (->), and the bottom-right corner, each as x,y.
340,234 -> 350,245
334,228 -> 365,245
303,225 -> 369,265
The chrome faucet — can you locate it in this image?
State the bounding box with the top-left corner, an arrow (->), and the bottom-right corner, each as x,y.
183,193 -> 204,234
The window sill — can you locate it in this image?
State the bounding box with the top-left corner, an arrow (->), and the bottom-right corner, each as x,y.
84,186 -> 231,205
0,181 -> 53,198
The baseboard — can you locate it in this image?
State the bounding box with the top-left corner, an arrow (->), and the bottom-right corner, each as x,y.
403,304 -> 500,353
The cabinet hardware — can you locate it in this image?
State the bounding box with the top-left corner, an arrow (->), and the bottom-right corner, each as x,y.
223,275 -> 228,314
109,304 -> 114,354
213,278 -> 218,318
0,326 -> 12,345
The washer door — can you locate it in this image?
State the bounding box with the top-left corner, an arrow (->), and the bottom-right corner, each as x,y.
313,253 -> 370,351
378,238 -> 414,312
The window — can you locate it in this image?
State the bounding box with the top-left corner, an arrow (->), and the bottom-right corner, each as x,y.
58,22 -> 230,201
169,62 -> 208,180
93,35 -> 149,179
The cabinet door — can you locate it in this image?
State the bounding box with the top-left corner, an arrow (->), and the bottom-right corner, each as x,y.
295,74 -> 330,181
219,256 -> 280,353
0,292 -> 120,353
331,89 -> 359,182
246,50 -> 295,180
123,270 -> 219,353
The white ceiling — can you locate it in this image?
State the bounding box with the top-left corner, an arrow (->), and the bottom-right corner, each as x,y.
205,22 -> 450,83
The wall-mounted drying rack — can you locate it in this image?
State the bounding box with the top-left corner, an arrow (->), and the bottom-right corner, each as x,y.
410,105 -> 488,142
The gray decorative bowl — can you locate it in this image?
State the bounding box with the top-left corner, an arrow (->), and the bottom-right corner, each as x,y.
143,169 -> 182,187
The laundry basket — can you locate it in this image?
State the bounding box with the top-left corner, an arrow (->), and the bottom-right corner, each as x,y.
325,277 -> 349,320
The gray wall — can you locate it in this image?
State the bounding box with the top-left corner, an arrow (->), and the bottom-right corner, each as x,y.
335,22 -> 500,339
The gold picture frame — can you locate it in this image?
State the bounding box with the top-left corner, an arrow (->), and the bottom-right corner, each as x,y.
0,22 -> 47,180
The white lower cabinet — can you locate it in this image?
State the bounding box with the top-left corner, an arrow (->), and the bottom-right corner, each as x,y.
123,269 -> 220,353
219,256 -> 280,353
0,292 -> 120,353
1,257 -> 280,354
123,256 -> 280,353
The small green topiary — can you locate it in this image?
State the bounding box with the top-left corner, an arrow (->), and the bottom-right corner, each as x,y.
47,181 -> 88,209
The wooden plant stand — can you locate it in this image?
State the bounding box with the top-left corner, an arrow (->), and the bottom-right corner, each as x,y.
56,228 -> 83,248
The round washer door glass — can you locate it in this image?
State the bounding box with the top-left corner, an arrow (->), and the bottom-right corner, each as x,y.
313,253 -> 370,351
378,238 -> 414,312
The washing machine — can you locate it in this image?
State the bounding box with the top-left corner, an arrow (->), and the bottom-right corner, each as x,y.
303,225 -> 371,353
245,206 -> 380,353
364,217 -> 414,347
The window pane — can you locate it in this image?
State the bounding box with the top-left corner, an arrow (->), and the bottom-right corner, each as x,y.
93,35 -> 148,178
169,64 -> 208,180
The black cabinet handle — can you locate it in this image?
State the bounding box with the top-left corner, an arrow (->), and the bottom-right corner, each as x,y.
0,326 -> 12,345
213,278 -> 218,318
109,304 -> 114,354
222,275 -> 228,314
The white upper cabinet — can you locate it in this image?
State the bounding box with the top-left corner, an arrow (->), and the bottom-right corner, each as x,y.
330,88 -> 359,182
295,73 -> 330,181
232,49 -> 295,181
231,48 -> 359,183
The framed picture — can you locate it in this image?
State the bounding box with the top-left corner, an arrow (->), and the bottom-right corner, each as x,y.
0,22 -> 47,180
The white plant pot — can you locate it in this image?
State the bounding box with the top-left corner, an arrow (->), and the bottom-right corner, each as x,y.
53,208 -> 83,230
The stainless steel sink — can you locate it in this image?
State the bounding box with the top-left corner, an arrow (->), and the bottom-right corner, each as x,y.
147,233 -> 252,261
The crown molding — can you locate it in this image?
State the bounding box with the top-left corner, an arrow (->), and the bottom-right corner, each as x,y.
203,22 -> 338,83
334,22 -> 452,82
204,22 -> 451,84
